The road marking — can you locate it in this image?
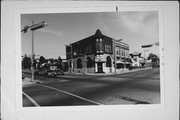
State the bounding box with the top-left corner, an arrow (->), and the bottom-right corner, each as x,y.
23,91 -> 40,107
39,84 -> 103,105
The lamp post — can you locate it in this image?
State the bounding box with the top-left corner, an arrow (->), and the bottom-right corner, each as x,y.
21,21 -> 47,82
31,21 -> 35,82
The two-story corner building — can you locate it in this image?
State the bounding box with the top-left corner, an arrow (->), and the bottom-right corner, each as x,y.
66,29 -> 131,74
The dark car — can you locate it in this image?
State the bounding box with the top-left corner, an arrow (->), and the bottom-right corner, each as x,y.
39,69 -> 57,77
54,69 -> 64,75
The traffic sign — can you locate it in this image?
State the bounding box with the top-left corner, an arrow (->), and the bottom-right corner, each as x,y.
31,21 -> 47,31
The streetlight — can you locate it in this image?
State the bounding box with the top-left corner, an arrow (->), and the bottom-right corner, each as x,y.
21,21 -> 47,82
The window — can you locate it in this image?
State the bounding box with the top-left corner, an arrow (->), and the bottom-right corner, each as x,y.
106,56 -> 112,67
122,49 -> 125,56
117,63 -> 124,69
84,44 -> 92,54
86,57 -> 93,68
96,38 -> 104,53
120,48 -> 122,56
96,42 -> 100,53
105,44 -> 112,53
77,59 -> 82,68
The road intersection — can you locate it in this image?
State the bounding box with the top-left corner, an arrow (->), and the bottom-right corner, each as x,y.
23,68 -> 160,107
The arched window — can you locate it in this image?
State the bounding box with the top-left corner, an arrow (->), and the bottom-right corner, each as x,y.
106,56 -> 112,67
86,57 -> 93,68
77,59 -> 82,68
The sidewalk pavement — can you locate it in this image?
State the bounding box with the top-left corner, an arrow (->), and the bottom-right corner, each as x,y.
22,67 -> 152,87
64,67 -> 152,76
22,77 -> 42,87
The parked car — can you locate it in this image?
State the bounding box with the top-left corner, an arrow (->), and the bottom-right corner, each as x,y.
37,63 -> 64,77
39,69 -> 57,77
54,69 -> 64,75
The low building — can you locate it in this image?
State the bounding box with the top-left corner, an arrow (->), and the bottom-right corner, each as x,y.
66,29 -> 131,74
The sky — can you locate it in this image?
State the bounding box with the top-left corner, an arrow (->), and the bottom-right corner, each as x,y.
21,11 -> 159,59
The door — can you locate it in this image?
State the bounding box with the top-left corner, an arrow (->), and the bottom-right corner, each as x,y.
97,62 -> 103,73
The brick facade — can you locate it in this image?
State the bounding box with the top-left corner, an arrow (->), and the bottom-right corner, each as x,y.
66,29 -> 131,74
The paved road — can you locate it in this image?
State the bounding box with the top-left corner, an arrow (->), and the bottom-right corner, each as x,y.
23,68 -> 160,107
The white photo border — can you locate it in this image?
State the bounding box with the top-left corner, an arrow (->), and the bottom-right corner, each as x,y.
16,3 -> 164,111
1,1 -> 179,120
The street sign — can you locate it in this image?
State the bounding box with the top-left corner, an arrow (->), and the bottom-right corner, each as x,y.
21,26 -> 29,33
31,21 -> 47,31
142,44 -> 153,48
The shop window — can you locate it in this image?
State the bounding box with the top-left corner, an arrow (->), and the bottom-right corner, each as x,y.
117,63 -> 124,69
77,59 -> 82,68
106,56 -> 112,67
87,57 -> 93,68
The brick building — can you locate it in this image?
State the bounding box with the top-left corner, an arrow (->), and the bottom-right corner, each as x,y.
66,29 -> 131,74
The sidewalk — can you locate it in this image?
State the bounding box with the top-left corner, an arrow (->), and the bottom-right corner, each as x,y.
22,77 -> 42,87
65,67 -> 152,76
22,67 -> 152,76
22,67 -> 153,87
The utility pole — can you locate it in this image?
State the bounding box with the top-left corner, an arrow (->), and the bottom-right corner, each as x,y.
70,44 -> 73,72
84,53 -> 87,74
31,21 -> 35,82
124,50 -> 126,70
113,40 -> 116,74
21,21 -> 47,82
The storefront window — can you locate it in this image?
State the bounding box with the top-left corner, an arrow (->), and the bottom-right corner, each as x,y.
77,59 -> 82,68
106,56 -> 112,67
117,63 -> 124,69
87,57 -> 93,68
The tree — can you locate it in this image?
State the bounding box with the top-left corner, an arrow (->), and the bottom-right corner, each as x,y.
148,53 -> 159,62
22,54 -> 31,69
27,57 -> 31,69
49,58 -> 54,63
58,56 -> 62,63
39,56 -> 46,64
57,56 -> 62,69
148,53 -> 159,68
33,59 -> 37,70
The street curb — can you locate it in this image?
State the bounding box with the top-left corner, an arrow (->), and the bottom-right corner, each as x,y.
63,67 -> 152,76
22,67 -> 154,87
